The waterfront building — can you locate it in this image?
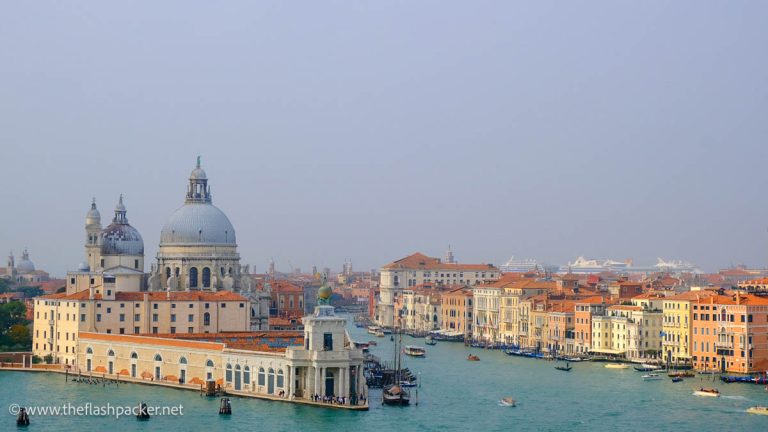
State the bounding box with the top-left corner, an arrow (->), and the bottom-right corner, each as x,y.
546,300 -> 575,354
440,286 -> 473,339
33,290 -> 250,366
662,291 -> 715,365
691,293 -> 768,373
268,280 -> 305,319
592,305 -> 663,360
472,284 -> 501,343
574,297 -> 608,354
375,252 -> 499,328
499,277 -> 556,346
400,285 -> 443,332
76,290 -> 367,406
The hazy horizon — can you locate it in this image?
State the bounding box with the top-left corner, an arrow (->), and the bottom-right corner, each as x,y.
2,2 -> 767,277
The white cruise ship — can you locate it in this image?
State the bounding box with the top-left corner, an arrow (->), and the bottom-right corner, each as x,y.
559,256 -> 700,275
501,256 -> 540,273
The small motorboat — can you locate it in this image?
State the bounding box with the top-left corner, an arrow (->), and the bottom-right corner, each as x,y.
383,384 -> 410,406
425,336 -> 437,346
367,325 -> 381,335
375,330 -> 385,337
467,354 -> 480,361
368,340 -> 378,346
693,388 -> 720,397
642,373 -> 662,381
746,406 -> 768,415
563,356 -> 584,362
671,377 -> 684,383
604,363 -> 629,369
554,363 -> 572,372
499,397 -> 516,407
403,346 -> 426,357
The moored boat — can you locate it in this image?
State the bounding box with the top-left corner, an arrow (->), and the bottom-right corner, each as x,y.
555,363 -> 572,372
668,371 -> 695,378
642,373 -> 662,381
746,406 -> 768,415
367,325 -> 381,335
467,354 -> 480,361
374,330 -> 385,337
604,363 -> 629,369
633,364 -> 661,372
671,377 -> 683,383
383,384 -> 410,406
403,346 -> 426,357
693,388 -> 720,397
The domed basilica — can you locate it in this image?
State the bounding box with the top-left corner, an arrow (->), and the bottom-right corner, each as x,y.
147,157 -> 250,291
70,158 -> 255,295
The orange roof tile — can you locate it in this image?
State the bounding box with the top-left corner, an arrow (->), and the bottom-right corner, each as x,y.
381,252 -> 497,271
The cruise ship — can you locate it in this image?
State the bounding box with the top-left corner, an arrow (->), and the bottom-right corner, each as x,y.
559,256 -> 700,275
500,256 -> 541,273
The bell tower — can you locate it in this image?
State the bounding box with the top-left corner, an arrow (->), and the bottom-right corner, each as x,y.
85,198 -> 102,270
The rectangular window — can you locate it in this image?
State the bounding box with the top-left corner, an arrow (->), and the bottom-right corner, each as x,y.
153,303 -> 158,310
153,313 -> 158,322
106,307 -> 111,313
134,326 -> 140,333
171,303 -> 176,309
134,314 -> 140,321
323,333 -> 333,351
119,328 -> 125,334
80,314 -> 85,322
96,314 -> 101,322
120,314 -> 125,322
171,314 -> 176,322
188,327 -> 193,333
152,327 -> 158,334
170,327 -> 176,334
221,303 -> 226,308
188,314 -> 194,322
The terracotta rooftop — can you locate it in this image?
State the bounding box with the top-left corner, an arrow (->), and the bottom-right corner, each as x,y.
41,290 -> 246,302
381,252 -> 497,271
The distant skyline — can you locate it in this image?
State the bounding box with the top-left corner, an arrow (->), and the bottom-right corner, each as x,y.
2,2 -> 768,277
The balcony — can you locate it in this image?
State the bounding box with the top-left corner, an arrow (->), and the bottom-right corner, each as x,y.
715,339 -> 733,349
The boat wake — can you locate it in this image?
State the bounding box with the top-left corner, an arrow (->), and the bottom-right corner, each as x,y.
722,395 -> 752,402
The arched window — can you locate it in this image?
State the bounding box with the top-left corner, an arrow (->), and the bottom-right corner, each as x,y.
86,347 -> 93,354
220,267 -> 225,277
175,267 -> 180,277
277,369 -> 284,388
206,359 -> 214,368
258,367 -> 265,386
228,267 -> 233,276
154,354 -> 162,362
179,356 -> 187,365
131,352 -> 138,359
165,267 -> 171,278
244,366 -> 251,384
189,267 -> 198,288
226,364 -> 232,383
107,349 -> 115,357
204,312 -> 211,326
202,268 -> 211,288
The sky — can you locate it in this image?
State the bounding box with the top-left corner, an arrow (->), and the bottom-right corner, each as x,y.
1,1 -> 767,277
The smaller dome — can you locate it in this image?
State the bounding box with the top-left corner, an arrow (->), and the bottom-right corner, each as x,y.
77,262 -> 90,272
101,224 -> 144,256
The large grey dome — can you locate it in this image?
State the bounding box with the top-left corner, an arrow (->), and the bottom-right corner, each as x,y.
160,203 -> 236,245
16,249 -> 35,273
100,195 -> 144,256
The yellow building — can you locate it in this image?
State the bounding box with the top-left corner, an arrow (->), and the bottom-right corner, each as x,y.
33,290 -> 250,365
662,291 -> 714,364
500,278 -> 555,346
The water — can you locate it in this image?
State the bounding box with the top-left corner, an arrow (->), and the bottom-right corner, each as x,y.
2,316 -> 767,431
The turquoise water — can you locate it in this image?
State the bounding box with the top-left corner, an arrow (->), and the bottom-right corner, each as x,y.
2,316 -> 767,431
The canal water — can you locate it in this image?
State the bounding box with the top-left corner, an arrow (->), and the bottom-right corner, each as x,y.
2,315 -> 767,431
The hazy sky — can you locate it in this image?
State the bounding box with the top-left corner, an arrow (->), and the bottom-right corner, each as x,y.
1,1 -> 767,277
